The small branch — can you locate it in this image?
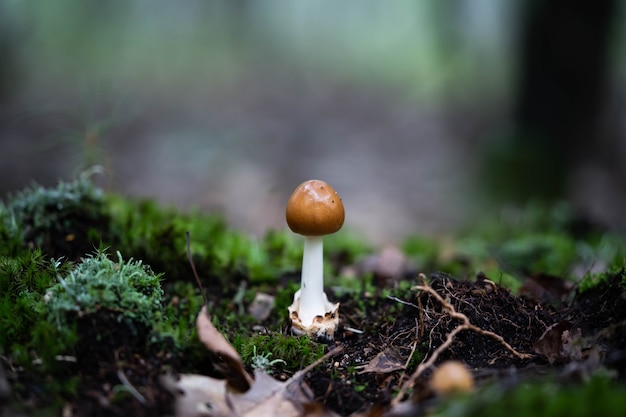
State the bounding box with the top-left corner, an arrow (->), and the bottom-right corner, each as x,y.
288,345 -> 344,389
186,231 -> 207,305
403,340 -> 418,371
387,295 -> 419,309
117,369 -> 147,405
392,323 -> 465,406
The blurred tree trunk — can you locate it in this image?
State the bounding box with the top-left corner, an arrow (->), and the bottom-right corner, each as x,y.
494,0 -> 617,202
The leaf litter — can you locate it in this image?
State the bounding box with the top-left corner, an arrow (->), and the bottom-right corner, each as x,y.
163,305 -> 343,417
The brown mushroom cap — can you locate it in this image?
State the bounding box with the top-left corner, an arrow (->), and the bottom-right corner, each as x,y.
286,180 -> 345,236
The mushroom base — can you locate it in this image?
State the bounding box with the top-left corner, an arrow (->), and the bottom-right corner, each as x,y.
287,289 -> 339,342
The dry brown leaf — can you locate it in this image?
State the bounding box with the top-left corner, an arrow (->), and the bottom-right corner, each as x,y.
196,305 -> 253,392
161,373 -> 230,417
357,347 -> 405,374
534,320 -> 601,365
561,328 -> 587,361
534,321 -> 573,364
163,370 -> 307,417
230,370 -> 314,416
164,370 -> 339,417
196,305 -> 241,362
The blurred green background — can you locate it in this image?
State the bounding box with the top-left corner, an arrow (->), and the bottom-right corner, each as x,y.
1,0 -> 625,245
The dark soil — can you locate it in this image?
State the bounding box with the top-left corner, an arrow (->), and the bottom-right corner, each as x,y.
302,271 -> 626,415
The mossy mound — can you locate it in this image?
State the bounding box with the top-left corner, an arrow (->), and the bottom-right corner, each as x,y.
45,250 -> 163,331
1,174 -> 110,260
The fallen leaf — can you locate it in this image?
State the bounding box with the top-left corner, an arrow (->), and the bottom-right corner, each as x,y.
163,370 -> 316,417
229,370 -> 313,416
358,347 -> 405,374
196,305 -> 253,392
196,305 -> 241,364
534,321 -> 573,364
161,373 -> 230,417
165,365 -> 342,417
561,328 -> 586,361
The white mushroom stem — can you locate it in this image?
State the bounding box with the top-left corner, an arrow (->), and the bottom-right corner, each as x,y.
299,235 -> 326,327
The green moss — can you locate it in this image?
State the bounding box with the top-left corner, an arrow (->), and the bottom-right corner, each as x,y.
107,196 -> 304,285
495,234 -> 576,275
435,376 -> 626,417
0,249 -> 60,297
155,282 -> 205,346
45,249 -> 163,329
234,333 -> 326,372
333,272 -> 376,297
0,203 -> 22,256
147,281 -> 216,373
1,174 -> 110,259
578,263 -> 626,294
107,197 -> 209,280
250,230 -> 303,283
0,249 -> 79,378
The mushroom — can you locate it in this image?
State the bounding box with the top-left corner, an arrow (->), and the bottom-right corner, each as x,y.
429,361 -> 474,396
285,179 -> 344,340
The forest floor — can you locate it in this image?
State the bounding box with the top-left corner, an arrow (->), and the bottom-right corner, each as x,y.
1,178 -> 626,417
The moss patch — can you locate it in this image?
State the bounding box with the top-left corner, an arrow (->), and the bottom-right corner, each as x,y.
1,174 -> 111,260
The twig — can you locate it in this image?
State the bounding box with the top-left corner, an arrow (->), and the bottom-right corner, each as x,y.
186,231 -> 207,305
387,295 -> 419,309
403,340 -> 418,371
117,369 -> 147,405
289,345 -> 344,386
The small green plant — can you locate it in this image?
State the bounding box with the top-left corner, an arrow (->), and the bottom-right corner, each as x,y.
250,345 -> 287,374
45,249 -> 163,330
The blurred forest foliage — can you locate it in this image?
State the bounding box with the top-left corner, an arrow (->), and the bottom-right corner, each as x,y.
0,1 -> 517,98
1,1 -> 626,243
